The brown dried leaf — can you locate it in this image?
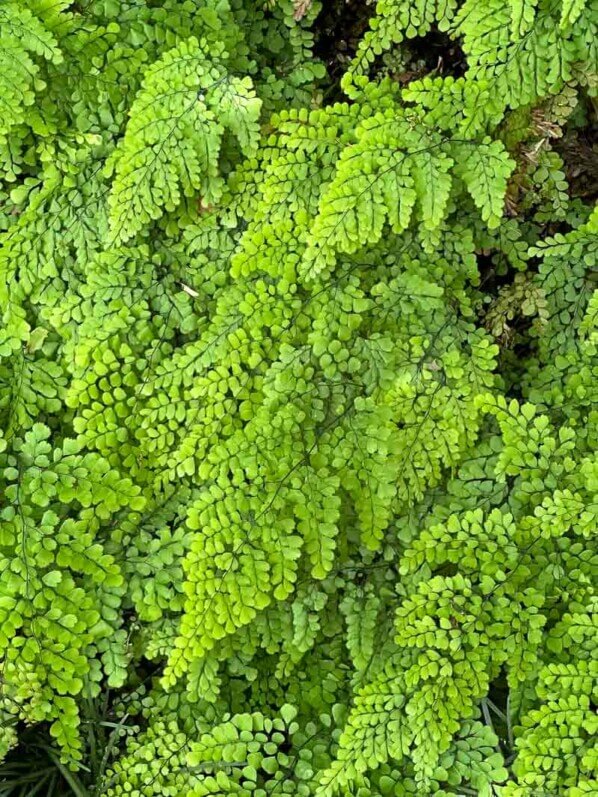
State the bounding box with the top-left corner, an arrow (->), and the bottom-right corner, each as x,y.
293,0 -> 312,21
180,283 -> 199,298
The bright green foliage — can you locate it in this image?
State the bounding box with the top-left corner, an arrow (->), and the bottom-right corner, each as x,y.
106,37 -> 261,244
0,421 -> 142,764
302,109 -> 514,277
500,601 -> 598,795
0,0 -> 597,795
0,1 -> 64,179
350,0 -> 598,116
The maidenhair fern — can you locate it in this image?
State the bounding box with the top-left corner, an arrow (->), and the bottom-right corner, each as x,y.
0,0 -> 596,795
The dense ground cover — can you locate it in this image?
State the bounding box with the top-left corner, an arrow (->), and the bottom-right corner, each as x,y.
0,0 -> 597,794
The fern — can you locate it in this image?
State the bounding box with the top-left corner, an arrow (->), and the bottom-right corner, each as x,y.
0,0 -> 596,794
